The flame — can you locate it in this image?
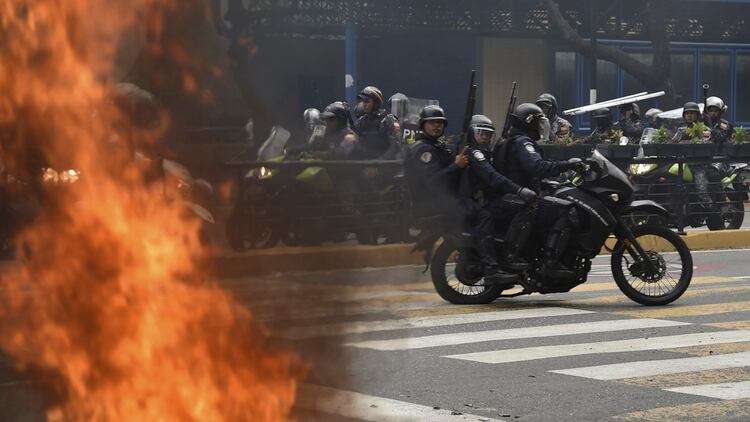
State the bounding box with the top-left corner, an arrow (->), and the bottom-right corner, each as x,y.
0,1 -> 300,420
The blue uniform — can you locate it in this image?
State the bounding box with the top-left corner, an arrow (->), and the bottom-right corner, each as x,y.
404,134 -> 461,219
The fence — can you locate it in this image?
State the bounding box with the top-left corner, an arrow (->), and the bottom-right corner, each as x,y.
223,146 -> 750,250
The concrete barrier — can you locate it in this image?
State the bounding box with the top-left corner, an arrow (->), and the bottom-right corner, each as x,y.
214,229 -> 750,278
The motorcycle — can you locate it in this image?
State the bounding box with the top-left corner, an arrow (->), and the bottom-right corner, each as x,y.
419,149 -> 693,306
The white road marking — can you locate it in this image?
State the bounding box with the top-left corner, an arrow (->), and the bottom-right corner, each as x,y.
550,351 -> 750,380
346,318 -> 688,351
279,307 -> 594,339
296,384 -> 507,421
445,330 -> 750,364
666,381 -> 750,400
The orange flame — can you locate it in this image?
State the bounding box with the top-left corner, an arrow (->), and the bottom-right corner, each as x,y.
0,1 -> 300,420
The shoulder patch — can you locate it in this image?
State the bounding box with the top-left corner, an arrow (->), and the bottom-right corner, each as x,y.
524,143 -> 536,153
473,150 -> 486,161
420,151 -> 432,163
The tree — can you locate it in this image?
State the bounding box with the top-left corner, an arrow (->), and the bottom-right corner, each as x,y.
543,0 -> 678,108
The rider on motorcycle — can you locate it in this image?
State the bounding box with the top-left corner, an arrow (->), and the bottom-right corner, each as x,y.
492,103 -> 587,278
703,96 -> 734,144
404,106 -> 517,285
313,101 -> 358,160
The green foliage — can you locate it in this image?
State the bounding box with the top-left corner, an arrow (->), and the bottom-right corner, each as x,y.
684,121 -> 708,143
557,135 -> 576,145
732,126 -> 748,144
610,129 -> 624,141
654,127 -> 671,144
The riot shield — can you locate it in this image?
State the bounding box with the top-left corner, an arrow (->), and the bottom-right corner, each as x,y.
390,95 -> 439,145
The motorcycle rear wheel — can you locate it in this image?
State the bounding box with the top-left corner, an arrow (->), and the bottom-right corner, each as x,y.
611,225 -> 692,306
431,240 -> 504,304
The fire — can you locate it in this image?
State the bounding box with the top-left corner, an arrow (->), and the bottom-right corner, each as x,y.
0,1 -> 300,420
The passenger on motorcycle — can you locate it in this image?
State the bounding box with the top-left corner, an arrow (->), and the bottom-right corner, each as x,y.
672,102 -> 711,143
465,115 -> 538,275
404,106 -> 516,285
617,103 -> 644,141
311,101 -> 358,160
535,93 -> 573,144
703,96 -> 733,144
583,107 -> 615,145
492,103 -> 587,278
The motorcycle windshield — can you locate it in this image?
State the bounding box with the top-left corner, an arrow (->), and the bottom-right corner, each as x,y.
584,149 -> 634,201
257,126 -> 291,162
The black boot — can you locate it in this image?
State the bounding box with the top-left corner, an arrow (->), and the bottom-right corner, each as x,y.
502,214 -> 533,271
541,226 -> 576,279
477,236 -> 519,288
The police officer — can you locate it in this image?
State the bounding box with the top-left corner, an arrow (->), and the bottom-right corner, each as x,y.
466,115 -> 537,272
704,96 -> 733,144
584,108 -> 615,145
644,108 -> 663,129
354,86 -> 402,160
492,103 -> 586,278
314,101 -> 358,160
672,102 -> 709,143
617,103 -> 644,141
404,106 -> 516,285
535,93 -> 573,144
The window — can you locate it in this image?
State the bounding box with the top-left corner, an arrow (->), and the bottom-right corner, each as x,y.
553,52 -> 577,116
670,52 -> 696,105
737,53 -> 750,124
699,51 -> 731,116
622,52 -> 658,118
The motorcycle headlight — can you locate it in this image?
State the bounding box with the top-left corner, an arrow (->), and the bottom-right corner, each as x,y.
258,166 -> 273,180
60,169 -> 80,184
42,168 -> 59,184
609,193 -> 620,203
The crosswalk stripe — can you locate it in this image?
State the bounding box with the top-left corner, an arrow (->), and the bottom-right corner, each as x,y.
704,320 -> 750,330
614,300 -> 750,318
278,307 -> 594,339
612,399 -> 750,421
620,367 -> 750,389
569,284 -> 750,306
445,330 -> 750,364
346,318 -> 688,351
666,380 -> 750,400
296,384 -> 507,422
549,351 -> 750,380
666,341 -> 750,357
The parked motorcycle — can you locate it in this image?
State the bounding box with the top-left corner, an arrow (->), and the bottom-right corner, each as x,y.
419,149 -> 693,306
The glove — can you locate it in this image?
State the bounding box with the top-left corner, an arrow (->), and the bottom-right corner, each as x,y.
517,187 -> 538,203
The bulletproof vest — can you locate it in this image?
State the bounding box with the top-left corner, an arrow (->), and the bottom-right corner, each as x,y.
404,138 -> 454,213
357,110 -> 392,159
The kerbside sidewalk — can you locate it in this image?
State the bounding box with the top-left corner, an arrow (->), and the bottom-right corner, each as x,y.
214,229 -> 750,278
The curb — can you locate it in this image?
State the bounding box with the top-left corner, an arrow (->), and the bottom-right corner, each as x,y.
214,229 -> 750,278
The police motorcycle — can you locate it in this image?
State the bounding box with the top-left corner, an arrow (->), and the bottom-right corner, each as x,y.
226,124 -> 357,250
422,149 -> 693,306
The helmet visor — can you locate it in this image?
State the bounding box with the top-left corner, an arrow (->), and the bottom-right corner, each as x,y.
538,116 -> 551,141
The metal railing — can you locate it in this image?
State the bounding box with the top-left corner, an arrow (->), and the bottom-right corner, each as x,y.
224,153 -> 749,249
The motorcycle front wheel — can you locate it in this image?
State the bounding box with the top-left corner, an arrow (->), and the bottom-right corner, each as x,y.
431,240 -> 503,304
611,225 -> 693,306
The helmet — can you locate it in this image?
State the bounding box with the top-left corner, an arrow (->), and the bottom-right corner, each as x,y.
418,105 -> 447,130
320,101 -> 348,124
469,114 -> 495,133
591,107 -> 613,130
388,92 -> 409,119
510,103 -> 549,140
619,103 -> 641,119
354,102 -> 365,119
357,86 -> 384,108
682,101 -> 701,119
705,96 -> 727,114
303,108 -> 321,128
535,93 -> 558,117
644,108 -> 662,122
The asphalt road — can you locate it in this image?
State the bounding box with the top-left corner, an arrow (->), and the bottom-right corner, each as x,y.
3,247 -> 750,421
245,247 -> 750,422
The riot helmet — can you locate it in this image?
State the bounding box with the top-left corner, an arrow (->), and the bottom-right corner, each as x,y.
510,103 -> 550,141
469,114 -> 496,147
388,93 -> 409,121
303,108 -> 322,130
682,102 -> 701,123
353,102 -> 365,119
320,101 -> 348,129
591,107 -> 613,131
705,96 -> 727,114
535,93 -> 558,118
644,108 -> 663,129
357,86 -> 384,112
418,105 -> 447,137
619,103 -> 640,120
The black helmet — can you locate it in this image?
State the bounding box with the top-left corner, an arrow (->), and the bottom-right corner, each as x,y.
418,105 -> 447,130
469,114 -> 495,133
357,86 -> 384,108
354,102 -> 365,119
591,107 -> 612,130
510,103 -> 545,130
682,102 -> 701,119
619,102 -> 641,119
535,93 -> 558,117
320,101 -> 348,124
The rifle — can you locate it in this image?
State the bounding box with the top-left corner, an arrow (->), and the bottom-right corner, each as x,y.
501,81 -> 517,139
458,70 -> 477,152
702,83 -> 710,119
457,70 -> 477,198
